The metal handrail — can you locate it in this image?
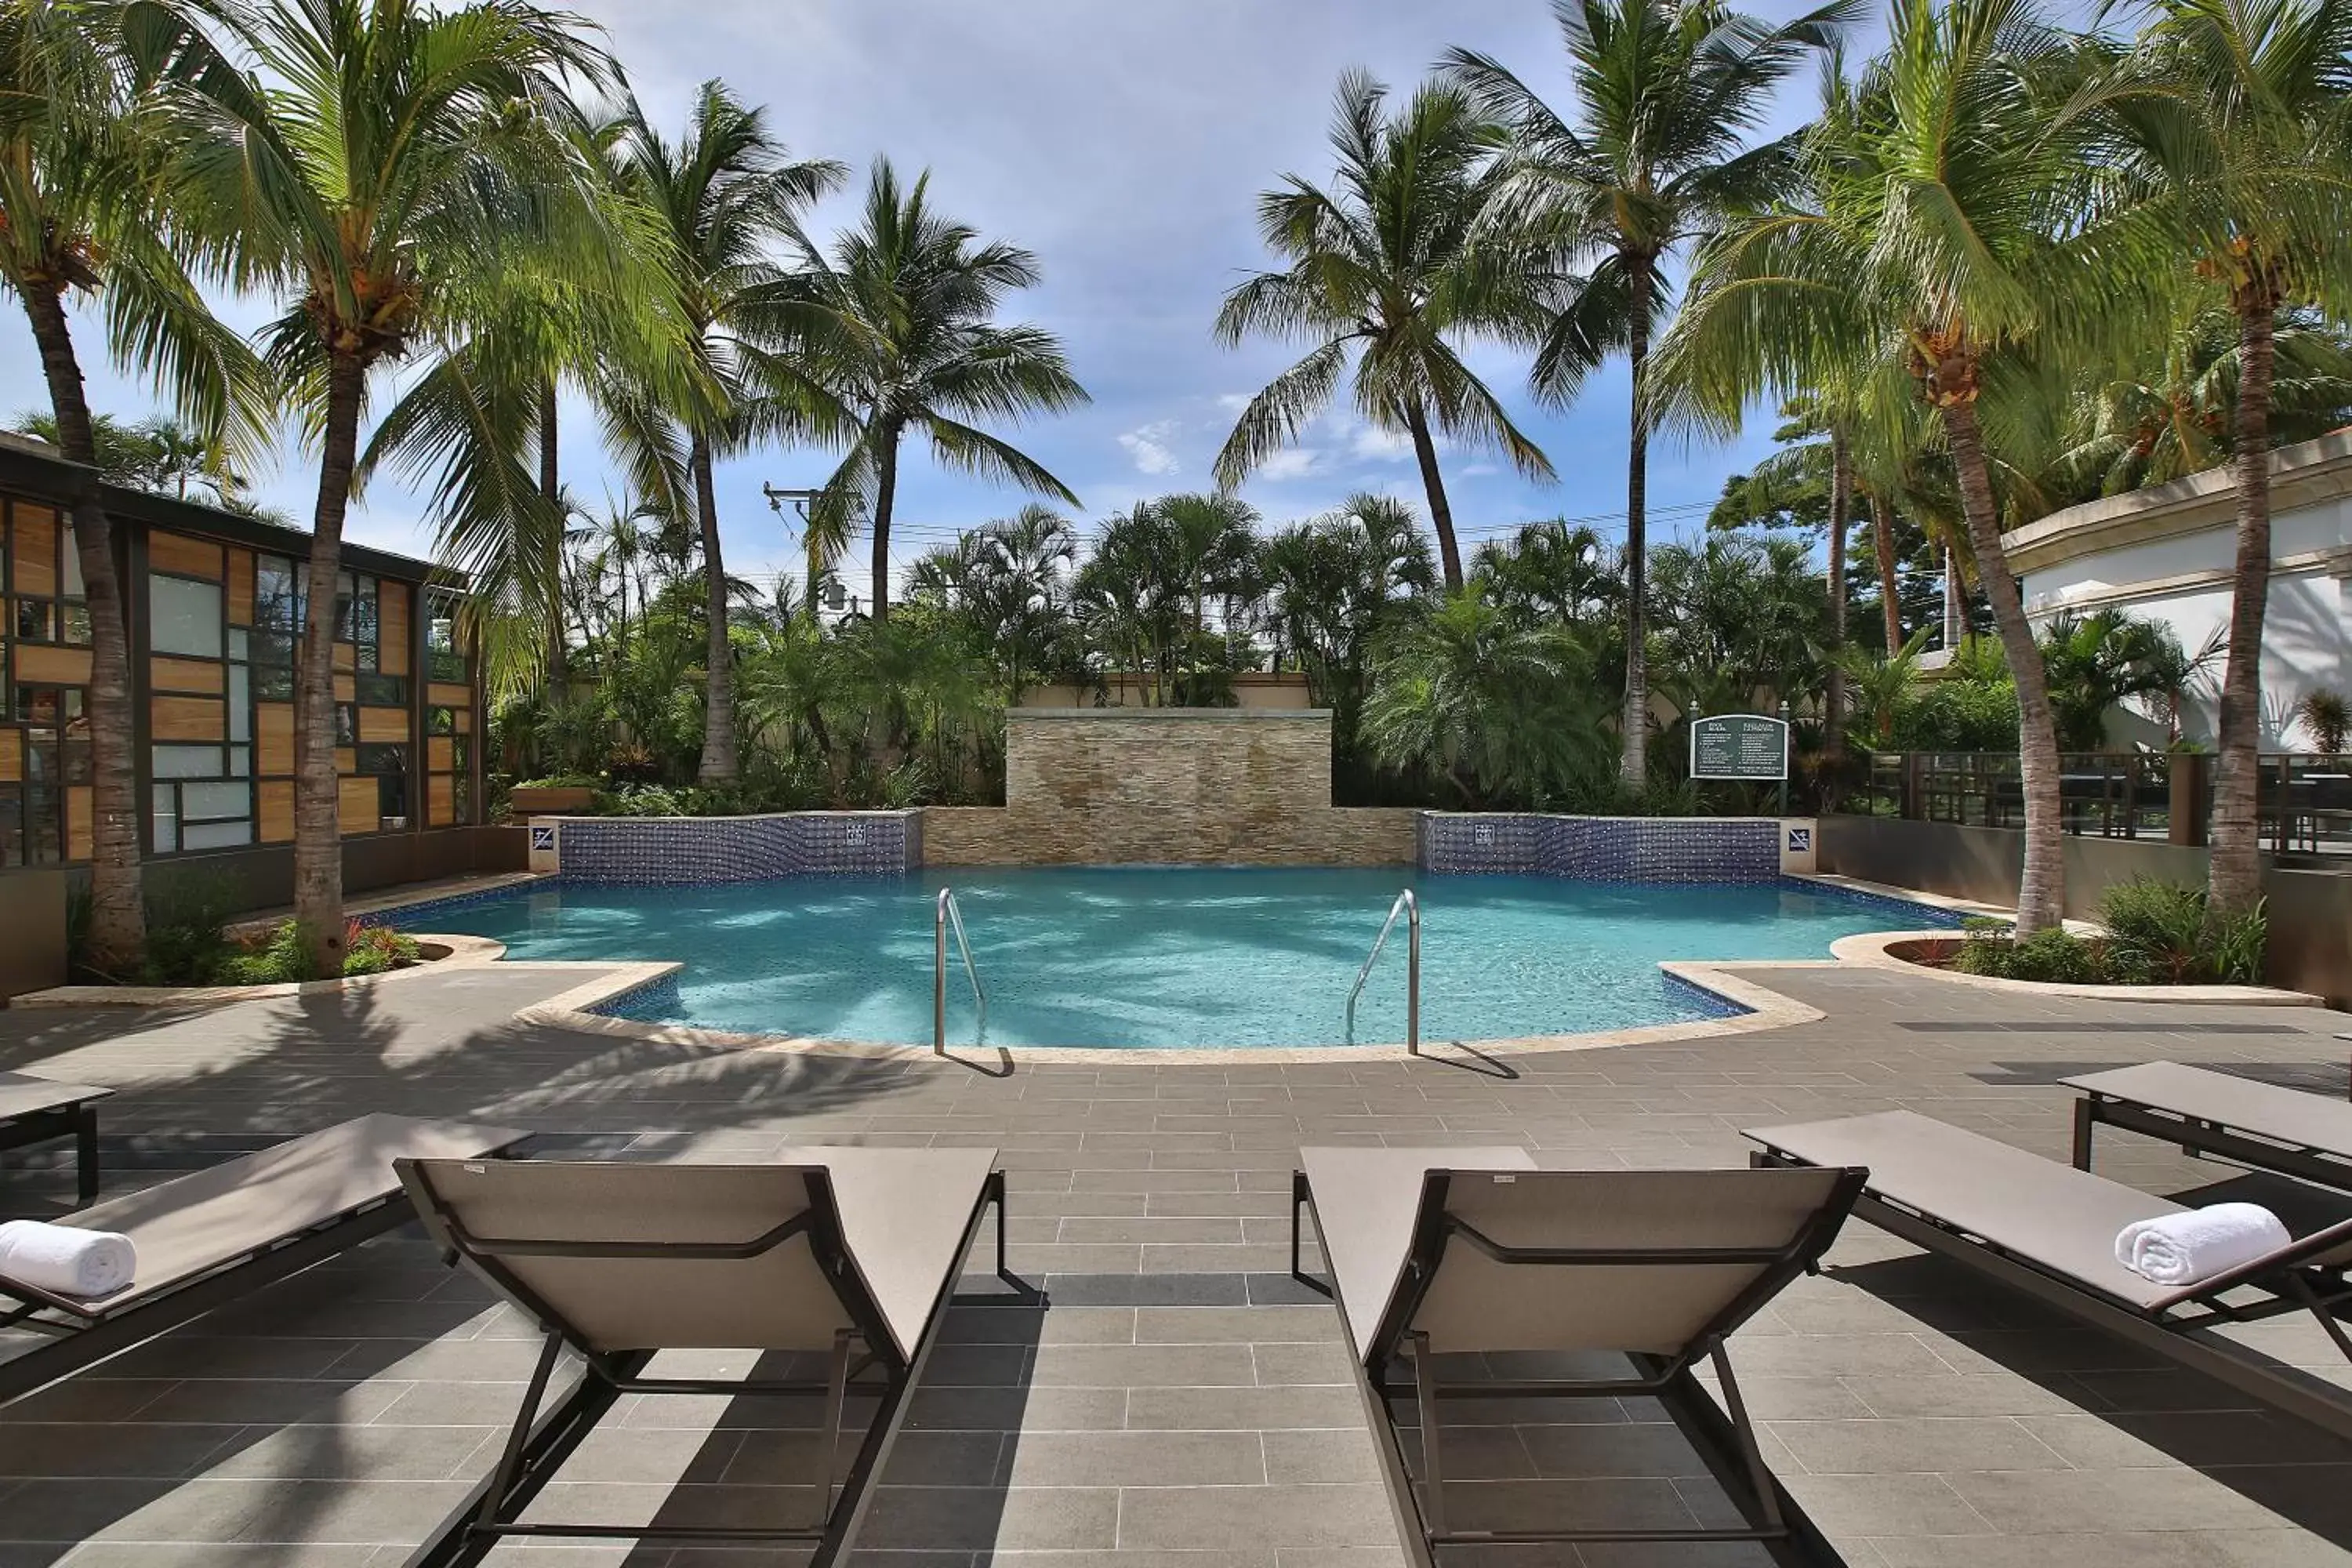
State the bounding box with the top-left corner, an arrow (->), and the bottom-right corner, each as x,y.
935,887 -> 986,1054
1345,888 -> 1420,1054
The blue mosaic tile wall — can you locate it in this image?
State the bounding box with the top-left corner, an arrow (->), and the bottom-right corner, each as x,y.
1662,970 -> 1752,1020
554,811 -> 920,884
1418,813 -> 1783,882
365,880 -> 567,930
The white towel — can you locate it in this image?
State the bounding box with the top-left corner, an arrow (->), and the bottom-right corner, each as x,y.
2114,1203 -> 2292,1287
0,1218 -> 137,1299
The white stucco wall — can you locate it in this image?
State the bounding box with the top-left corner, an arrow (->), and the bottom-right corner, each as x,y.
2016,479 -> 2352,748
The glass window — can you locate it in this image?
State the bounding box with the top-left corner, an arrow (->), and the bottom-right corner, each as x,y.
334,704 -> 356,746
255,556 -> 302,631
356,673 -> 407,706
452,774 -> 472,826
181,819 -> 252,851
154,745 -> 222,779
333,571 -> 357,642
151,783 -> 177,853
60,603 -> 89,645
426,706 -> 456,735
227,745 -> 250,777
355,742 -> 408,775
0,783 -> 21,866
59,521 -> 82,596
255,665 -> 295,700
227,627 -> 249,660
181,781 -> 249,822
15,600 -> 49,641
228,665 -> 250,740
451,734 -> 470,771
16,687 -> 80,725
151,576 -> 223,658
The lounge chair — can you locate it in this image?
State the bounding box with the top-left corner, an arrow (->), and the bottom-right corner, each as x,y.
397,1145 -> 1007,1568
1748,1109 -> 2352,1443
0,1112 -> 528,1404
0,1071 -> 112,1204
1290,1146 -> 1864,1567
2065,1061 -> 2352,1192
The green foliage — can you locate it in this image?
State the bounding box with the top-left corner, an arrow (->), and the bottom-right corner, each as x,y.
1948,880 -> 2269,986
114,879 -> 243,988
2299,689 -> 2351,754
343,926 -> 423,977
220,920 -> 320,985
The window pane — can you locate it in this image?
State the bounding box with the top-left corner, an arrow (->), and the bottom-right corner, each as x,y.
60,603 -> 89,645
15,600 -> 49,641
181,819 -> 252,850
0,783 -> 20,866
228,745 -> 250,777
356,673 -> 407,706
151,576 -> 223,658
151,784 -> 177,852
181,781 -> 250,821
334,704 -> 355,746
153,744 -> 220,779
228,627 -> 249,660
228,665 -> 250,739
427,706 -> 456,735
256,557 -> 301,630
334,571 -> 356,641
59,521 -> 82,596
355,742 -> 408,776
255,665 -> 295,700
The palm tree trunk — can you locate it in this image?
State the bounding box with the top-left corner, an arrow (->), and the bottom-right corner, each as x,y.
2207,301 -> 2276,918
1941,397 -> 2065,935
539,379 -> 566,691
1618,264 -> 1653,792
1403,403 -> 1463,591
869,423 -> 902,622
1942,548 -> 1963,649
691,434 -> 737,782
20,285 -> 143,975
1824,430 -> 1850,792
1871,490 -> 1902,655
296,350 -> 367,975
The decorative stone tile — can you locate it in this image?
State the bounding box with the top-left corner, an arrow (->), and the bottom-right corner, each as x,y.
1419,814 -> 1784,882
553,811 -> 919,884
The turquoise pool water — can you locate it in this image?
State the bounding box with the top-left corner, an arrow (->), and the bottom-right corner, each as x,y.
399,868 -> 1947,1049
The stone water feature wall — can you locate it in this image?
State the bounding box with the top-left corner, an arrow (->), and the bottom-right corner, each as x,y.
924,707 -> 1418,866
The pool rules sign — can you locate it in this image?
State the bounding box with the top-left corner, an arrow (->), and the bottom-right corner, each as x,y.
1690,713 -> 1789,781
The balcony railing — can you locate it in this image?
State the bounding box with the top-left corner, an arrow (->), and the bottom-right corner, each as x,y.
1849,751 -> 2352,857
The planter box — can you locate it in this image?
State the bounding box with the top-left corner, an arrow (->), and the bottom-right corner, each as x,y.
510,786 -> 598,815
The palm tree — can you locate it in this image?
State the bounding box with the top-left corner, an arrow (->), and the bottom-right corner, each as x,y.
1446,0 -> 1853,786
1473,518 -> 1621,627
974,503 -> 1077,702
595,81 -> 845,782
1213,71 -> 1557,590
165,0 -> 619,971
2093,0 -> 2352,915
1159,492 -> 1261,662
1664,0 -> 2127,933
0,0 -> 259,975
782,159 -> 1087,623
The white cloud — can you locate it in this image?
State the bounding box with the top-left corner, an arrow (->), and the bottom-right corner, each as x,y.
1214,392 -> 1252,412
1116,419 -> 1181,475
1258,448 -> 1323,481
1460,461 -> 1501,477
1349,423 -> 1413,462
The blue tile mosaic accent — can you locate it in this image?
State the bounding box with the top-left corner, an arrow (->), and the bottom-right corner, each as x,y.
552,811 -> 919,884
1793,879 -> 1970,930
1662,969 -> 1752,1021
593,969 -> 683,1022
1418,813 -> 1784,882
361,879 -> 569,931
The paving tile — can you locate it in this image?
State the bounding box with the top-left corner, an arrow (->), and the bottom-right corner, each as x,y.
1000,1431 -> 1265,1487
1113,1484 -> 1403,1550
855,1485 -> 1121,1551
1766,1416 -> 2073,1475
1025,1345 -> 1257,1389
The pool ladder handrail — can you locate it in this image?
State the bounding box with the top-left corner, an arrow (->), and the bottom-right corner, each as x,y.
935,887 -> 987,1054
1345,887 -> 1420,1054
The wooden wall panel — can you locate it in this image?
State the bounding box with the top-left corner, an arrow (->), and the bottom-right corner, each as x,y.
149,532 -> 224,579
14,644 -> 90,685
9,506 -> 56,596
151,656 -> 226,695
65,786 -> 90,860
332,643 -> 355,672
379,583 -> 409,675
454,708 -> 473,734
358,706 -> 408,742
339,776 -> 378,835
428,773 -> 454,826
152,695 -> 225,742
427,736 -> 455,771
257,702 -> 294,773
428,682 -> 474,708
335,746 -> 355,774
259,780 -> 294,842
333,673 -> 355,702
226,549 -> 255,625
0,729 -> 18,782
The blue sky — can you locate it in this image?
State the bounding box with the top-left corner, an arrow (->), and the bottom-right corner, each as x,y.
2,0 -> 1878,603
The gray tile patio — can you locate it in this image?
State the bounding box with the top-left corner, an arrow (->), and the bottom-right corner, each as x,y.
1,959 -> 2350,1566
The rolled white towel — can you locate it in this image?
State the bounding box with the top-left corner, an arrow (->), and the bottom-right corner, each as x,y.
2114,1203 -> 2292,1287
0,1218 -> 137,1299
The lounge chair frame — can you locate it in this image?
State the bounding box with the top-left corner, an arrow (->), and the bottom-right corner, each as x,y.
1294,1165 -> 1863,1568
1750,1145 -> 2352,1444
0,1084 -> 105,1206
401,1165 -> 1008,1568
2071,1087 -> 2352,1193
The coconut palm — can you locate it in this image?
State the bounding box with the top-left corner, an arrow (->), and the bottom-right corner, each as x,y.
164,0 -> 619,970
782,159 -> 1087,624
1663,0 -> 2133,932
1472,519 -> 1621,628
0,0 -> 260,974
591,81 -> 846,782
2092,0 -> 2352,914
1445,0 -> 1853,786
971,503 -> 1078,702
1213,71 -> 1558,590
1158,492 -> 1261,658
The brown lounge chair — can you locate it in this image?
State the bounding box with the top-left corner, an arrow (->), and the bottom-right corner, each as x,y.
397,1145 -> 1008,1568
2065,1060 -> 2352,1192
0,1112 -> 528,1405
1290,1146 -> 1864,1567
1748,1110 -> 2352,1442
0,1071 -> 113,1204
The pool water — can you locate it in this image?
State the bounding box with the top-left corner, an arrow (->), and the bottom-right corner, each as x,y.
401,868 -> 1945,1049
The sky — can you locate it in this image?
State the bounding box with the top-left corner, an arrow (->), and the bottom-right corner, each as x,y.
0,0 -> 1882,608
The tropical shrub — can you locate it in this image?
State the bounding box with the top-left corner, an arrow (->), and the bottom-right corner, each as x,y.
1948,880 -> 2267,986
2299,689 -> 2350,755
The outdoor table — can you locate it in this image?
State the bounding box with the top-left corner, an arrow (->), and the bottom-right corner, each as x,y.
0,1071 -> 113,1204
2062,1061 -> 2352,1193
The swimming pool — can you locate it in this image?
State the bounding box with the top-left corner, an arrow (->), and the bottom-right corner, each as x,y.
396,868 -> 1953,1049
